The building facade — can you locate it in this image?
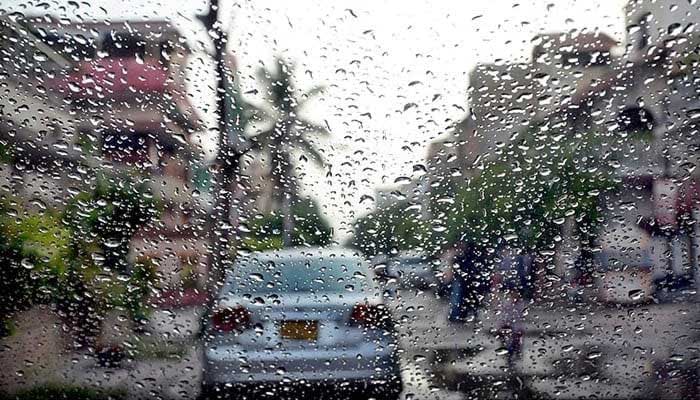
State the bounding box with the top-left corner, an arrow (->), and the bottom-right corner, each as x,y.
0,15 -> 209,303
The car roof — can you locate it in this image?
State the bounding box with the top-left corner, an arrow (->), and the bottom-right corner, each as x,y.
222,247 -> 373,294
235,246 -> 366,264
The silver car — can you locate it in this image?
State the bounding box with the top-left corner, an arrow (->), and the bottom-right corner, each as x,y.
202,247 -> 402,399
387,254 -> 439,291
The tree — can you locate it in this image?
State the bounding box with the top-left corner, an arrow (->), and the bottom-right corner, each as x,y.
60,174 -> 159,344
198,0 -> 251,295
65,174 -> 158,272
248,57 -> 329,247
351,123 -> 623,270
431,122 -> 621,276
241,197 -> 332,251
350,201 -> 431,257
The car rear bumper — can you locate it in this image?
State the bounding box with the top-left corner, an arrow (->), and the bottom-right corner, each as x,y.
203,341 -> 400,386
201,375 -> 402,399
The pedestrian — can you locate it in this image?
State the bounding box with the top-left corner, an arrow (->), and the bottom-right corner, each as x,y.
492,247 -> 531,367
448,242 -> 483,323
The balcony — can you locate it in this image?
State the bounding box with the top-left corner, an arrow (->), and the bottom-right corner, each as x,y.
48,57 -> 168,100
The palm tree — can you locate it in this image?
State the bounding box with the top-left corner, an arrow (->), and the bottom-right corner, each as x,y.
248,57 -> 329,246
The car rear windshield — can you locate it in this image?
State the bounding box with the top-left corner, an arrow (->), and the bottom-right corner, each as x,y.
228,256 -> 371,294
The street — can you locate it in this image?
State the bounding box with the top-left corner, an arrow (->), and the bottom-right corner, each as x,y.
390,288 -> 700,399
1,285 -> 698,399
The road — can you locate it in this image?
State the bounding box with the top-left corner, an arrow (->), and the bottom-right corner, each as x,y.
63,292 -> 700,400
389,287 -> 700,399
3,290 -> 697,399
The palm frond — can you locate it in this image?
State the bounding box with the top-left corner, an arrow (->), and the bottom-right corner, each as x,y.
298,85 -> 327,107
300,85 -> 328,99
276,57 -> 295,87
255,64 -> 274,86
245,101 -> 275,123
297,137 -> 326,167
295,119 -> 331,137
251,57 -> 328,185
249,127 -> 277,150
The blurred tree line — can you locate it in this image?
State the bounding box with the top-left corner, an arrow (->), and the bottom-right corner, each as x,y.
240,197 -> 333,251
351,201 -> 430,257
350,123 -> 624,269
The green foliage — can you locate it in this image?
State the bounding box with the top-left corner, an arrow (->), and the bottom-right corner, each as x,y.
76,131 -> 97,156
58,174 -> 159,333
128,340 -> 187,360
242,197 -> 333,250
0,142 -> 13,163
0,201 -> 72,320
350,201 -> 430,257
0,173 -> 159,338
64,174 -> 158,272
352,125 -> 621,259
0,204 -> 39,319
13,212 -> 71,274
290,198 -> 333,246
241,236 -> 285,251
191,162 -> 212,192
435,124 -> 619,255
122,261 -> 158,321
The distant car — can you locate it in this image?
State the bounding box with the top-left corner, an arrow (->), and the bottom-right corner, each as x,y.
202,247 -> 402,399
595,251 -> 655,304
386,254 -> 439,291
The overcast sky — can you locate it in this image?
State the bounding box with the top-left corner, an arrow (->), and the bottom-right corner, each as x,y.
2,0 -> 628,239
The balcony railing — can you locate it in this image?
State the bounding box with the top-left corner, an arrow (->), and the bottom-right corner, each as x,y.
49,57 -> 168,99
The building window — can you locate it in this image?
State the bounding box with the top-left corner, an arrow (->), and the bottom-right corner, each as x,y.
617,106 -> 655,135
561,51 -> 611,67
102,32 -> 146,58
102,131 -> 150,165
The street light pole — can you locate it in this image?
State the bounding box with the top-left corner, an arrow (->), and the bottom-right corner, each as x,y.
199,0 -> 242,294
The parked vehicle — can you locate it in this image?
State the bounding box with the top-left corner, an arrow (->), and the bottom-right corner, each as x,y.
595,250 -> 655,304
202,247 -> 402,399
380,253 -> 439,291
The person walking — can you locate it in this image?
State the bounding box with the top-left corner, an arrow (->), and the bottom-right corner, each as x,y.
448,242 -> 484,323
492,247 -> 532,366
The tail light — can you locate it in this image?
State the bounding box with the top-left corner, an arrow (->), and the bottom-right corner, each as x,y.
211,306 -> 252,333
350,303 -> 393,330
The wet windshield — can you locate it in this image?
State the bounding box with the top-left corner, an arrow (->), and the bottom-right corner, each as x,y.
228,256 -> 370,294
1,1 -> 699,399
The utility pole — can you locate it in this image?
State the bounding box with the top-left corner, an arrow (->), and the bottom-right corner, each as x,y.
199,0 -> 244,295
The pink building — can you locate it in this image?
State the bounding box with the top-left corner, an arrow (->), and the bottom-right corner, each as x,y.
29,17 -> 210,305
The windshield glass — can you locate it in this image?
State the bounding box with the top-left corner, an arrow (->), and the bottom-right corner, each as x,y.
229,256 -> 370,294
2,1 -> 700,399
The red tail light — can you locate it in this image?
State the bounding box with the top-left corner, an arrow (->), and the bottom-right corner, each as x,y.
211,306 -> 252,333
350,303 -> 393,330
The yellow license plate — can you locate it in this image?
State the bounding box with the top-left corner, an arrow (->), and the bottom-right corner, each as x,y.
280,320 -> 318,340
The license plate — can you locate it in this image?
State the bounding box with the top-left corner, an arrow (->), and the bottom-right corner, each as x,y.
280,320 -> 318,340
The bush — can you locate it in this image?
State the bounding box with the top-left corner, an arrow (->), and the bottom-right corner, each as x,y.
0,173 -> 159,344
